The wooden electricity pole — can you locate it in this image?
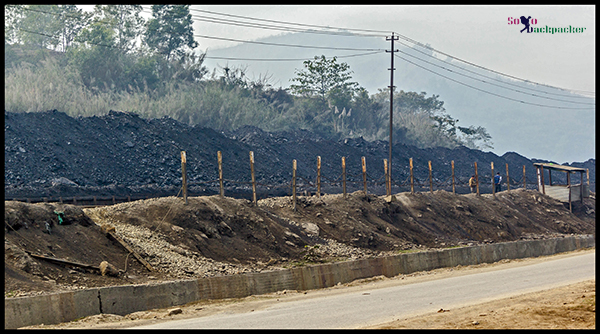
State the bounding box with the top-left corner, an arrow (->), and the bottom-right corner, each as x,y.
386,32 -> 398,197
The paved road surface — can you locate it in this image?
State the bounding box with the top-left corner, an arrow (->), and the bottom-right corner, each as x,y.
130,252 -> 595,329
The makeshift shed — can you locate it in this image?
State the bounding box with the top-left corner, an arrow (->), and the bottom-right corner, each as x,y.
533,162 -> 589,211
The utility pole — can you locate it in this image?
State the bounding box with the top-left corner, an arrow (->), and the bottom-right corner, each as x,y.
386,32 -> 398,199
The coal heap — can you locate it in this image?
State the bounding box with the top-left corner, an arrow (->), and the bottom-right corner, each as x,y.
4,110 -> 595,199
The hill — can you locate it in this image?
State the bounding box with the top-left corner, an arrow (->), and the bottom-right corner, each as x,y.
203,31 -> 595,163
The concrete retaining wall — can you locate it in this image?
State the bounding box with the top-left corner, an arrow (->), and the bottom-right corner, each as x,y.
5,235 -> 595,329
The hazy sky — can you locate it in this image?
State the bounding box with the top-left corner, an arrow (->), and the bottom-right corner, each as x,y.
190,5 -> 595,95
81,5 -> 594,94
77,5 -> 595,162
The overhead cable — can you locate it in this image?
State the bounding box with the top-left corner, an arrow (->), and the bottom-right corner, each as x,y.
394,47 -> 594,105
393,54 -> 594,110
204,51 -> 383,62
393,31 -> 595,96
195,34 -> 384,51
188,7 -> 390,37
393,39 -> 593,101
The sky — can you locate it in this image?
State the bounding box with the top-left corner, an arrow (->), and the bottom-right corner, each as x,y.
78,5 -> 595,162
80,5 -> 594,94
189,5 -> 595,95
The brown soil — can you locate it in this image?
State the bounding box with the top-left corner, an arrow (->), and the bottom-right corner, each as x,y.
368,278 -> 595,329
4,189 -> 595,327
5,188 -> 594,300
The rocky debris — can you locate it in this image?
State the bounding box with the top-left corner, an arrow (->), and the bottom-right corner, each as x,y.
4,110 -> 595,200
5,186 -> 595,299
99,261 -> 119,277
167,308 -> 183,316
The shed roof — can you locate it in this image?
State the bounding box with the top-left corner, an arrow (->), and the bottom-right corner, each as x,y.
533,163 -> 587,173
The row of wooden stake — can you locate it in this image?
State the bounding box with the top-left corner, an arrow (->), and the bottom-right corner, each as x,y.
179,151 -> 540,208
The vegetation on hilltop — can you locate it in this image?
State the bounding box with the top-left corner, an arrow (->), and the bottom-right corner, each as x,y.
5,5 -> 492,150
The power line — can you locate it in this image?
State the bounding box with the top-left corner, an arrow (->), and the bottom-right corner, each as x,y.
393,54 -> 594,110
204,51 -> 383,62
17,5 -> 595,98
142,7 -> 386,38
188,12 -> 383,38
195,34 -> 384,52
21,7 -> 382,53
188,7 -> 390,37
394,47 -> 594,106
393,39 -> 593,101
393,31 -> 595,96
183,7 -> 594,97
17,28 -> 382,63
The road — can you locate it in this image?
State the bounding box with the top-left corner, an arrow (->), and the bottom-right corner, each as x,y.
129,251 -> 595,329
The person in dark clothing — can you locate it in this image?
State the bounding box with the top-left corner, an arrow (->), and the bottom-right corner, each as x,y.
494,172 -> 502,192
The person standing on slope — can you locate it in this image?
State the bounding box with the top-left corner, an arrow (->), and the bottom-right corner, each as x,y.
469,175 -> 477,193
494,172 -> 502,193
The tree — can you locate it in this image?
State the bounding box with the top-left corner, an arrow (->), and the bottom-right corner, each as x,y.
15,5 -> 62,50
289,55 -> 359,107
5,5 -> 24,44
372,89 -> 493,149
93,5 -> 144,53
56,5 -> 91,53
69,20 -> 121,90
144,5 -> 198,61
458,125 -> 494,150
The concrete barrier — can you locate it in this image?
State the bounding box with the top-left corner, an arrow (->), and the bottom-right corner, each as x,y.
5,235 -> 594,329
4,288 -> 100,329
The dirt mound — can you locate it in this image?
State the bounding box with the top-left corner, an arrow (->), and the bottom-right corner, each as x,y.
5,188 -> 595,298
4,110 -> 595,200
4,201 -> 157,296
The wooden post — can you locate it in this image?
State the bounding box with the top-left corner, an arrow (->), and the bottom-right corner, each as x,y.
59,196 -> 63,204
112,196 -> 116,205
491,161 -> 496,197
249,151 -> 256,204
218,151 -> 224,198
505,163 -> 510,192
386,157 -> 391,197
362,156 -> 367,196
474,162 -> 480,196
384,159 -> 389,195
93,196 -> 97,206
410,158 -> 414,194
428,160 -> 433,193
181,151 -> 187,205
540,165 -> 546,195
580,171 -> 584,203
451,160 -> 455,194
317,156 -> 322,198
105,229 -> 154,272
342,157 -> 347,198
292,159 -> 297,211
587,168 -> 590,186
523,165 -> 526,189
567,172 -> 572,212
548,169 -> 552,186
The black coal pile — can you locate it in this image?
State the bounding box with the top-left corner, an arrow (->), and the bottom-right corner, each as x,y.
4,110 -> 595,200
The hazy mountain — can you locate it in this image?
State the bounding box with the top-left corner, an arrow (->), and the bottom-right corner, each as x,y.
201,31 -> 595,164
